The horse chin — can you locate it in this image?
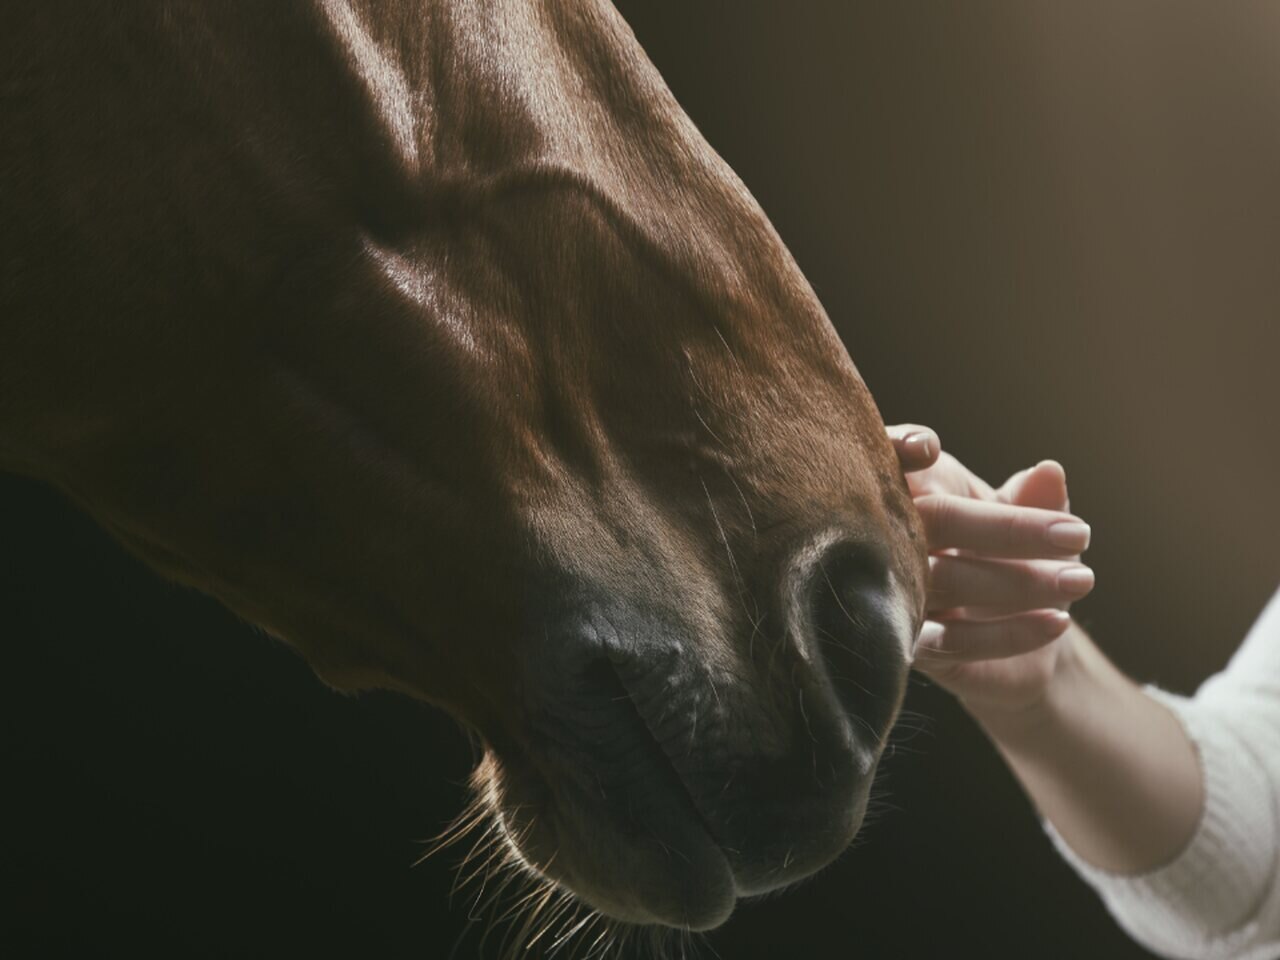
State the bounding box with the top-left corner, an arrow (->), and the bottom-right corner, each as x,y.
477,737 -> 738,932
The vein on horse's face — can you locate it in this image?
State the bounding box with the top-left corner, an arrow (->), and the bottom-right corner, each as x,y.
2,0 -> 930,942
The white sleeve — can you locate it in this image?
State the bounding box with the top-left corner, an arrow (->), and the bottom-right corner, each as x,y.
1046,588 -> 1280,960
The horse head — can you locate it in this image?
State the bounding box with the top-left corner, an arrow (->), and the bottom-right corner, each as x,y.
0,0 -> 927,934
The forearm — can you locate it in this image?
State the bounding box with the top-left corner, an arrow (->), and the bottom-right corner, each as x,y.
973,623 -> 1204,875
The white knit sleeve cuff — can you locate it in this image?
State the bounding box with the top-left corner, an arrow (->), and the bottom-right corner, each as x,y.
1044,686 -> 1278,960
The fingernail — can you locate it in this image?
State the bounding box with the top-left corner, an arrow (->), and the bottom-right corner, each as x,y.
1040,610 -> 1071,634
1057,565 -> 1095,596
1047,521 -> 1091,552
905,432 -> 937,461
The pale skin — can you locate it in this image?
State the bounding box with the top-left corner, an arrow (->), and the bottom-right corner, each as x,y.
886,424 -> 1204,875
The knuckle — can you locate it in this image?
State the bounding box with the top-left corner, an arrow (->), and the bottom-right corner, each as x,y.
917,494 -> 949,534
935,494 -> 965,531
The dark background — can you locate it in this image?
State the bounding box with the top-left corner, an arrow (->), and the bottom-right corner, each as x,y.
5,3 -> 1278,958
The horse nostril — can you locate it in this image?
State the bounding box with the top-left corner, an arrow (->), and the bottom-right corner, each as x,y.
806,541 -> 908,741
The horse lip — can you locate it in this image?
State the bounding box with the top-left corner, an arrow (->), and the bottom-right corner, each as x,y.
605,651 -> 882,901
606,659 -> 733,872
523,655 -> 735,929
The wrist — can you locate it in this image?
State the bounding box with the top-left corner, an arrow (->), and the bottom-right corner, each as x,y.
963,622 -> 1207,874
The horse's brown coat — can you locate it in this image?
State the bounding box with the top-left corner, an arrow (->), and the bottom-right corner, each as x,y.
1,0 -> 927,932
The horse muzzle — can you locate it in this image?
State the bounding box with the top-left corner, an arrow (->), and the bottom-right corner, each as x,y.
480,532 -> 917,930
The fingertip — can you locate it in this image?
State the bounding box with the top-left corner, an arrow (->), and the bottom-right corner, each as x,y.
904,430 -> 939,467
913,619 -> 944,651
1036,609 -> 1072,636
1046,520 -> 1091,553
1056,565 -> 1095,598
1011,461 -> 1071,511
1035,459 -> 1066,479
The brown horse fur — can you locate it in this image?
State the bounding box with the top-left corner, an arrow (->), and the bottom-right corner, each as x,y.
1,0 -> 927,944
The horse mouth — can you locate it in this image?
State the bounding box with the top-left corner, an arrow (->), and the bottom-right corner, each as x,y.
467,654 -> 733,932
549,657 -> 739,929
602,658 -> 729,848
481,629 -> 886,934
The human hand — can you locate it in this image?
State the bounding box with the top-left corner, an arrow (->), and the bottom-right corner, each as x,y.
886,425 -> 1095,719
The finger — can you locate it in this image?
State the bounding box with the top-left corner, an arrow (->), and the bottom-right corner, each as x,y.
916,494 -> 1092,557
996,466 -> 1033,505
885,424 -> 940,472
1001,460 -> 1069,512
913,610 -> 1070,663
927,556 -> 1095,612
907,451 -> 1000,501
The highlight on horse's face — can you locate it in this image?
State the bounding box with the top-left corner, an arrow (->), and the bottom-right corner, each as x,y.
2,0 -> 928,938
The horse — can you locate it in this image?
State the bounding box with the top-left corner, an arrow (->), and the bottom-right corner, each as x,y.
0,0 -> 928,943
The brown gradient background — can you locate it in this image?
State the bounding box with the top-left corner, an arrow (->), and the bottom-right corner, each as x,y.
3,3 -> 1278,958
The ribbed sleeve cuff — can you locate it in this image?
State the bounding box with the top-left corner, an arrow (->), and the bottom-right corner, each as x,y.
1045,686 -> 1278,960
